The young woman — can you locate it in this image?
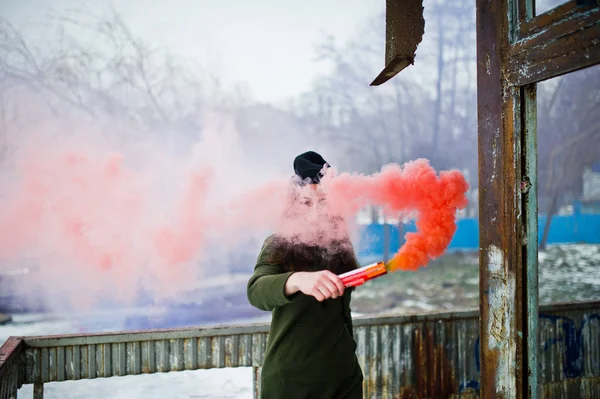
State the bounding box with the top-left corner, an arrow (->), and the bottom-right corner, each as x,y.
247,151 -> 364,398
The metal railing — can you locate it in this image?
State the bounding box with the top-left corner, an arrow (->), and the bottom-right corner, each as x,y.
1,301 -> 599,399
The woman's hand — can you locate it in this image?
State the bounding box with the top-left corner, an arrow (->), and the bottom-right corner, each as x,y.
285,270 -> 345,301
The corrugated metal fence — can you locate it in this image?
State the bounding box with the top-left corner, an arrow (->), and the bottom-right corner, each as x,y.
1,301 -> 599,398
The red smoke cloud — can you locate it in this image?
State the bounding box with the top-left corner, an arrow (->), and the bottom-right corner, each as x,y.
320,159 -> 469,271
0,144 -> 468,309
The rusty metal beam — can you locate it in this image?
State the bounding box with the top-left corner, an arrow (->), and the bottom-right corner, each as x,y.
370,0 -> 425,86
507,3 -> 600,85
476,0 -> 535,397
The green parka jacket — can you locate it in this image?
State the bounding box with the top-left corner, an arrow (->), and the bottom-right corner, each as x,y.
247,235 -> 364,399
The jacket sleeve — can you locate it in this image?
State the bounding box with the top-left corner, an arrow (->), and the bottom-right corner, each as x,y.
247,237 -> 296,311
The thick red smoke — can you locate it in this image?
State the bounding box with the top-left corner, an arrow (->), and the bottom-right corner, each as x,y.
0,145 -> 467,309
320,159 -> 469,271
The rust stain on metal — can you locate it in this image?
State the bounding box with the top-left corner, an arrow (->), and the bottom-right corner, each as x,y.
412,327 -> 457,398
477,0 -> 528,396
541,377 -> 600,399
363,324 -> 462,399
364,353 -> 379,395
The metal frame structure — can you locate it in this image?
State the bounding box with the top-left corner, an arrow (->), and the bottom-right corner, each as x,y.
372,3 -> 599,396
476,1 -> 599,398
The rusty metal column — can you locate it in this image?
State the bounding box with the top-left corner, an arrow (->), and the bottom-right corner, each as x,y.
253,366 -> 262,399
476,0 -> 538,398
33,383 -> 43,399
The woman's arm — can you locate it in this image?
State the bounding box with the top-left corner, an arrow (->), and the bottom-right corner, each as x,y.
246,238 -> 296,311
247,264 -> 296,311
247,237 -> 346,311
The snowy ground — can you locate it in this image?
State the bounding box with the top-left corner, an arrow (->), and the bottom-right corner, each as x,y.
17,369 -> 254,399
2,243 -> 599,398
352,243 -> 600,315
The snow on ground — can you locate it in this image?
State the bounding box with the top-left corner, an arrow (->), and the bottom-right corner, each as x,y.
538,244 -> 600,304
17,369 -> 254,399
351,243 -> 600,315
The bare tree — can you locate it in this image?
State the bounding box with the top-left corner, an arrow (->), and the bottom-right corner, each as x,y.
288,21 -> 427,175
0,7 -> 250,155
538,67 -> 600,249
288,0 -> 478,174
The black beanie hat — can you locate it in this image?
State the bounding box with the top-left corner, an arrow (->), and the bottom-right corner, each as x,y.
293,151 -> 329,184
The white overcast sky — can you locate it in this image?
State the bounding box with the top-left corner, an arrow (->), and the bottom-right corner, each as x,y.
1,0 -> 384,105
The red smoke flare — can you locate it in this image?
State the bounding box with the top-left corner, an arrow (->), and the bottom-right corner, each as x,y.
320,158 -> 469,271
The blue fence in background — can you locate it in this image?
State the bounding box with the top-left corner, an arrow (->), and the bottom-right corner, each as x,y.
356,213 -> 600,259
